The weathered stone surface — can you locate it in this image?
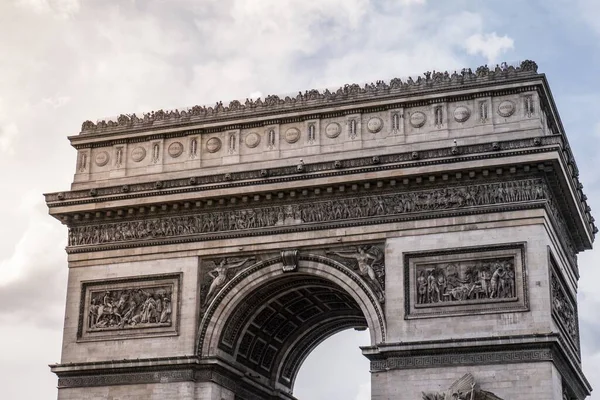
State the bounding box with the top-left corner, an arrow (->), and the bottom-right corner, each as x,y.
47,61 -> 593,400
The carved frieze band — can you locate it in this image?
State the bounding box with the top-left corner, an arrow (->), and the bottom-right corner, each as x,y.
77,273 -> 181,341
47,135 -> 564,204
405,243 -> 528,319
58,369 -> 194,388
68,178 -> 549,249
370,348 -> 553,372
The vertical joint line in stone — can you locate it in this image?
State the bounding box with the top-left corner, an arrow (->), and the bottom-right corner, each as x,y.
190,137 -> 198,159
152,143 -> 160,164
308,123 -> 315,144
115,146 -> 123,168
479,100 -> 488,123
229,132 -> 236,154
392,112 -> 400,133
268,129 -> 275,149
524,95 -> 534,118
349,119 -> 357,139
78,152 -> 87,172
434,105 -> 443,128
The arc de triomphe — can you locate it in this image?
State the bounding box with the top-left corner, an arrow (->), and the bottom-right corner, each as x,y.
46,61 -> 594,400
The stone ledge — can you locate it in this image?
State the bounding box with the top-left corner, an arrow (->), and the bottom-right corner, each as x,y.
363,333 -> 591,400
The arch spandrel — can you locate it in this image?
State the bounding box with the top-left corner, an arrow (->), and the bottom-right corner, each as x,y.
196,252 -> 386,389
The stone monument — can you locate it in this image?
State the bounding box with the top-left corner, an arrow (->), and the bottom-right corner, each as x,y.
46,60 -> 593,399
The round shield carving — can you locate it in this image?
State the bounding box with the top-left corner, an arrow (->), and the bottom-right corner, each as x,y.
409,111 -> 426,128
94,151 -> 110,167
367,117 -> 383,133
498,100 -> 515,117
453,106 -> 470,123
206,137 -> 222,153
325,122 -> 341,138
131,147 -> 146,162
168,142 -> 184,158
245,132 -> 261,148
284,128 -> 301,144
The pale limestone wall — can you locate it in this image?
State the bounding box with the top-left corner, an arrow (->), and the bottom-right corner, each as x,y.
195,382 -> 235,400
61,256 -> 199,363
72,92 -> 545,189
371,362 -> 558,400
58,382 -> 196,400
385,223 -> 553,342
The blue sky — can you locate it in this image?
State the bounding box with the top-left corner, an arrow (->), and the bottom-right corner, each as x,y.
0,1 -> 599,399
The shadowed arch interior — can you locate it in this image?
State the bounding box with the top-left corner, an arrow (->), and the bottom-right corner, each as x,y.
217,274 -> 368,390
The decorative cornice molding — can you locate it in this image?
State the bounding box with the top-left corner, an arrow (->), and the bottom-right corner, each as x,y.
46,136 -> 562,206
79,61 -> 539,136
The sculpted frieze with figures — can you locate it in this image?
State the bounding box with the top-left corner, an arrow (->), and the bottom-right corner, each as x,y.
405,243 -> 527,319
78,274 -> 181,340
415,256 -> 516,306
67,178 -> 550,250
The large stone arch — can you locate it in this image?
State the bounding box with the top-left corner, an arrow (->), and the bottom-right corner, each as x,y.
197,253 -> 386,392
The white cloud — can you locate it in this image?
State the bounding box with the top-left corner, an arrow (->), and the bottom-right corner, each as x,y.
17,0 -> 80,18
464,32 -> 514,64
0,122 -> 18,155
0,1 -> 598,399
355,382 -> 371,400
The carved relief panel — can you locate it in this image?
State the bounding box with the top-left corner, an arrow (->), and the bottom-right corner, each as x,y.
549,253 -> 580,357
404,243 -> 528,319
77,273 -> 181,341
326,243 -> 385,303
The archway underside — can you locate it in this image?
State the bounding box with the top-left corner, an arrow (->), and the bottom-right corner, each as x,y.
217,274 -> 368,390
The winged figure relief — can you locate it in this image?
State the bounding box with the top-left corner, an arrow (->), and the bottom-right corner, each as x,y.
203,257 -> 255,305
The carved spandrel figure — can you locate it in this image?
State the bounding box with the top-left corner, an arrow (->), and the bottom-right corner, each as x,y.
327,246 -> 385,302
204,257 -> 256,304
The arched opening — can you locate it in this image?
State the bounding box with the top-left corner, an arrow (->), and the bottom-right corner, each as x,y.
198,254 -> 385,398
294,328 -> 371,400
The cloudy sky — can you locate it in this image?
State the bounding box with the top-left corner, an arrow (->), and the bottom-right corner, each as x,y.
1,0 -> 600,399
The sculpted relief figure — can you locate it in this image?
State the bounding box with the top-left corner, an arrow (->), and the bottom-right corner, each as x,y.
327,245 -> 385,302
416,258 -> 516,305
69,179 -> 553,251
204,257 -> 256,305
422,373 -> 504,400
88,286 -> 172,331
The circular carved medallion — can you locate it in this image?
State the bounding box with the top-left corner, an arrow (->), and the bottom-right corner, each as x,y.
498,100 -> 515,117
206,137 -> 222,153
367,117 -> 383,133
453,106 -> 470,123
168,142 -> 184,158
245,132 -> 261,148
409,111 -> 426,128
94,151 -> 110,167
131,147 -> 146,162
284,128 -> 301,144
325,122 -> 341,138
